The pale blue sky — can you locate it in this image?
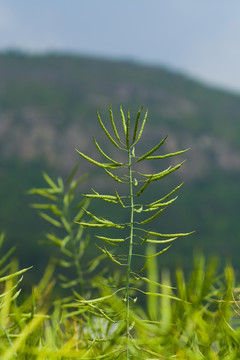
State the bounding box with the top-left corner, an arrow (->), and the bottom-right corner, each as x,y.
1,1 -> 240,92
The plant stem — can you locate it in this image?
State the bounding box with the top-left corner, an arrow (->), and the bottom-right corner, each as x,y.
126,145 -> 134,359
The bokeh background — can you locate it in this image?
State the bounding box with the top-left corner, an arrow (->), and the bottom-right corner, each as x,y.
1,1 -> 240,283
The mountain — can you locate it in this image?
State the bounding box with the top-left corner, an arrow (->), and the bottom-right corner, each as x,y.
1,52 -> 240,277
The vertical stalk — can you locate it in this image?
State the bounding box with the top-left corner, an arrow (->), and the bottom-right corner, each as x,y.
126,145 -> 134,359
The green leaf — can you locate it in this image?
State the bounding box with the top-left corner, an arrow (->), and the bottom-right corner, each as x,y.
139,161 -> 185,181
78,209 -> 125,229
138,207 -> 166,225
120,106 -> 127,135
95,245 -> 124,265
65,163 -> 79,186
105,169 -> 124,183
146,245 -> 171,258
0,232 -> 5,247
109,105 -> 121,142
96,235 -> 126,246
145,197 -> 178,211
115,189 -> 125,207
146,230 -> 195,238
30,203 -> 63,216
0,267 -> 32,283
68,172 -> 89,192
136,178 -> 152,197
0,247 -> 15,268
96,110 -> 123,149
126,109 -> 130,148
61,216 -> 72,233
143,237 -> 178,244
39,212 -> 62,227
134,108 -> 148,144
149,183 -> 183,206
136,135 -> 167,163
77,222 -> 112,228
45,233 -> 62,246
131,287 -> 183,302
28,189 -> 57,201
56,259 -> 72,268
73,201 -> 90,222
42,172 -> 58,189
93,137 -> 122,165
139,246 -> 171,272
133,273 -> 176,290
83,192 -> 118,201
132,106 -> 144,144
77,287 -> 123,304
144,148 -> 190,160
75,148 -> 120,169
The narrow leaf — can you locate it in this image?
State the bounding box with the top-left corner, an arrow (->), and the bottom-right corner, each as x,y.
65,163 -> 79,186
96,110 -> 122,149
136,136 -> 167,163
146,245 -> 171,258
61,216 -> 71,233
68,172 -> 89,192
139,207 -> 166,225
144,237 -> 178,244
105,169 -> 124,183
75,148 -> 120,169
136,178 -> 152,197
39,212 -> 62,227
145,148 -> 190,160
146,230 -> 195,238
133,273 -> 176,290
77,288 -> 123,304
28,189 -> 57,201
140,161 -> 185,181
131,287 -> 183,302
145,197 -> 177,211
95,244 -> 123,265
126,109 -> 130,147
120,106 -> 127,135
149,183 -> 183,206
134,108 -> 148,144
77,222 -> 113,228
79,209 -> 125,229
93,137 -> 122,165
42,172 -> 58,189
0,247 -> 16,268
139,246 -> 171,272
31,203 -> 63,216
0,267 -> 32,283
96,235 -> 125,244
115,189 -> 125,207
83,193 -> 118,201
109,105 -> 121,142
132,106 -> 143,144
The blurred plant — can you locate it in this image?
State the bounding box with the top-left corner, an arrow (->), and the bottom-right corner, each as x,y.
29,165 -> 103,296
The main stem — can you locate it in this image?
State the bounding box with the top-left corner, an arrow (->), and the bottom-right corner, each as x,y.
126,145 -> 134,359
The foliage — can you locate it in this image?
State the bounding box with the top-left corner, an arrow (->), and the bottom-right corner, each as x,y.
2,53 -> 240,276
0,232 -> 240,359
1,105 -> 240,359
74,105 -> 193,358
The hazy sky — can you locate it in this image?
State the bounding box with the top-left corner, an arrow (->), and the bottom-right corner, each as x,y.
1,1 -> 240,92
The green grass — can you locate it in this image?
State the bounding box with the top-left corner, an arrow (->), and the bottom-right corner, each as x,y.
1,106 -> 240,359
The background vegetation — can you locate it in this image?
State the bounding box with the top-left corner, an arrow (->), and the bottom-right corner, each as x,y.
1,52 -> 240,282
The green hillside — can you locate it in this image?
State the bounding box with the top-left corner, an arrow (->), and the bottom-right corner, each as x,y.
1,52 -> 240,279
